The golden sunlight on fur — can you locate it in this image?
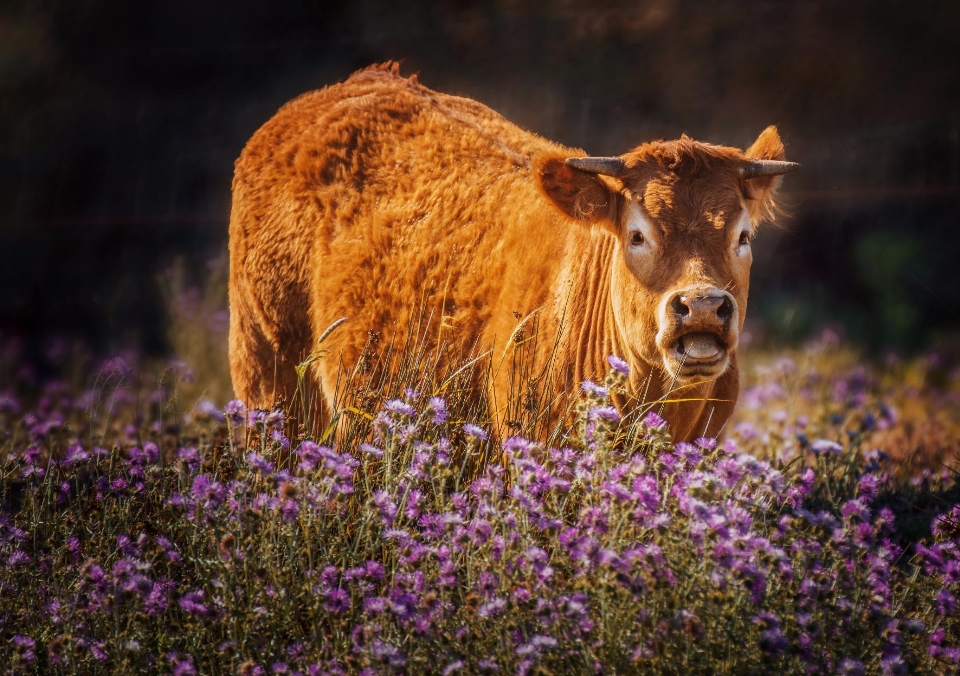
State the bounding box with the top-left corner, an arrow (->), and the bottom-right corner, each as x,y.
228,62 -> 796,441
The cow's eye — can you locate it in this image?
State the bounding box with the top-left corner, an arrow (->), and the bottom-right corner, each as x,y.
630,231 -> 644,246
738,230 -> 751,247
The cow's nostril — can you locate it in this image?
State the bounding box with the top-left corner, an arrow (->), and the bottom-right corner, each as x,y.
717,296 -> 734,321
671,295 -> 690,318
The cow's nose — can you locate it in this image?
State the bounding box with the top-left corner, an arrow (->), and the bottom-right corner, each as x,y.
670,291 -> 735,324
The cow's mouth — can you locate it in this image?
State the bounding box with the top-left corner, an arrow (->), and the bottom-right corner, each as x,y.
665,332 -> 730,380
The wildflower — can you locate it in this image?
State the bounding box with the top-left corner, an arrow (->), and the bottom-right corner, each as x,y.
477,597 -> 507,618
323,588 -> 350,614
810,438 -> 843,455
178,590 -> 209,616
12,635 -> 35,662
477,659 -> 500,673
581,380 -> 609,398
428,396 -> 448,424
167,652 -> 198,676
385,399 -> 416,417
195,399 -> 225,422
7,551 -> 31,567
936,589 -> 957,616
280,498 -> 300,523
838,658 -> 865,676
191,474 -> 226,509
588,405 -> 620,423
857,473 -> 881,501
841,498 -> 870,523
246,452 -> 275,476
369,640 -> 406,668
359,442 -> 384,459
463,423 -> 488,441
62,443 -> 90,466
224,399 -> 247,425
265,408 -> 286,431
643,411 -> 667,429
607,354 -> 630,376
758,627 -> 789,657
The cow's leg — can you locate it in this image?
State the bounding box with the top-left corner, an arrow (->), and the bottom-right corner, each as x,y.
228,290 -> 301,412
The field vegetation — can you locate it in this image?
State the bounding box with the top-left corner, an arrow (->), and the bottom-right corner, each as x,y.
1,302 -> 959,674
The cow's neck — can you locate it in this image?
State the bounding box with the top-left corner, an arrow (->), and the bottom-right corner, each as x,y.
550,230 -> 626,388
549,228 -> 737,442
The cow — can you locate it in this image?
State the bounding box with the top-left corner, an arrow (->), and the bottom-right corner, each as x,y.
228,62 -> 797,441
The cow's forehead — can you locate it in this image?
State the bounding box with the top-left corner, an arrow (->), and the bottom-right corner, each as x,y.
619,138 -> 747,230
634,175 -> 744,231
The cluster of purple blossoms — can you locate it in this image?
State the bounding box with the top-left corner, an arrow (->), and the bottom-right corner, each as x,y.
1,343 -> 959,673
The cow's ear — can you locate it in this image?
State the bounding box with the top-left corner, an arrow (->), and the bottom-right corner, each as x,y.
743,126 -> 788,222
535,155 -> 616,225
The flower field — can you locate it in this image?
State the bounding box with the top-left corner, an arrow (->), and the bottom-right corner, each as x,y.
1,331 -> 959,674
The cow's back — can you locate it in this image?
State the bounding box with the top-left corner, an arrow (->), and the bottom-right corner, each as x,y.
229,64 -> 574,410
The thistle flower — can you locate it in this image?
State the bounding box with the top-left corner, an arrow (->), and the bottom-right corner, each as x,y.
385,399 -> 416,418
428,396 -> 448,424
607,354 -> 630,376
581,380 -> 609,398
643,411 -> 667,429
224,399 -> 247,425
463,424 -> 488,441
810,438 -> 843,455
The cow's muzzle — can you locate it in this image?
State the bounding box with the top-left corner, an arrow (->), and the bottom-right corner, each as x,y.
656,289 -> 739,382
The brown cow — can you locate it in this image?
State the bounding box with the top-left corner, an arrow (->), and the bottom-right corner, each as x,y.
228,62 -> 797,440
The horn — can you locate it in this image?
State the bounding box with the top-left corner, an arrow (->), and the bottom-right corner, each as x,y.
740,159 -> 801,179
565,156 -> 625,177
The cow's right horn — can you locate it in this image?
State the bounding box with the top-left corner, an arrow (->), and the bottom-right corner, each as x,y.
740,159 -> 801,179
565,156 -> 625,177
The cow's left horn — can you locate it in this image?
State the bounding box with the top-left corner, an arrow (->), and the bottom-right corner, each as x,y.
565,156 -> 625,177
740,160 -> 801,179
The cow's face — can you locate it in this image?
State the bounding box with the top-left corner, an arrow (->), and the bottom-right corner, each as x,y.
537,126 -> 796,384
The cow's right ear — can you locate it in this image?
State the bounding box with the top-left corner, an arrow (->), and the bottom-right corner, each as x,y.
742,126 -> 798,223
535,155 -> 616,225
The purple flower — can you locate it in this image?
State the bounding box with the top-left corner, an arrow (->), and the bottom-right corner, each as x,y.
195,399 -> 225,422
191,474 -> 226,509
324,588 -> 350,614
810,438 -> 843,455
607,354 -> 630,376
643,411 -> 667,430
265,408 -> 286,431
178,590 -> 209,616
12,635 -> 35,662
369,640 -> 406,668
463,424 -> 488,441
758,628 -> 789,657
588,406 -> 620,423
224,399 -> 247,425
246,452 -> 274,475
7,551 -> 30,567
838,658 -> 865,676
478,597 -> 507,618
428,397 -> 448,424
63,443 -> 91,466
358,442 -> 383,459
937,589 -> 957,616
385,399 -> 416,417
477,659 -> 500,673
857,473 -> 881,501
581,380 -> 609,398
841,498 -> 870,523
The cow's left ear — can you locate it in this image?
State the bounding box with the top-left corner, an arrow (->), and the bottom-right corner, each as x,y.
742,126 -> 795,223
535,154 -> 617,226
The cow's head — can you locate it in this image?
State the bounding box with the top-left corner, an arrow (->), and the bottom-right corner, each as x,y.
536,126 -> 797,384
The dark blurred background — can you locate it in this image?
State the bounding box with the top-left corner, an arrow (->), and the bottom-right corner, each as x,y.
2,0 -> 959,356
